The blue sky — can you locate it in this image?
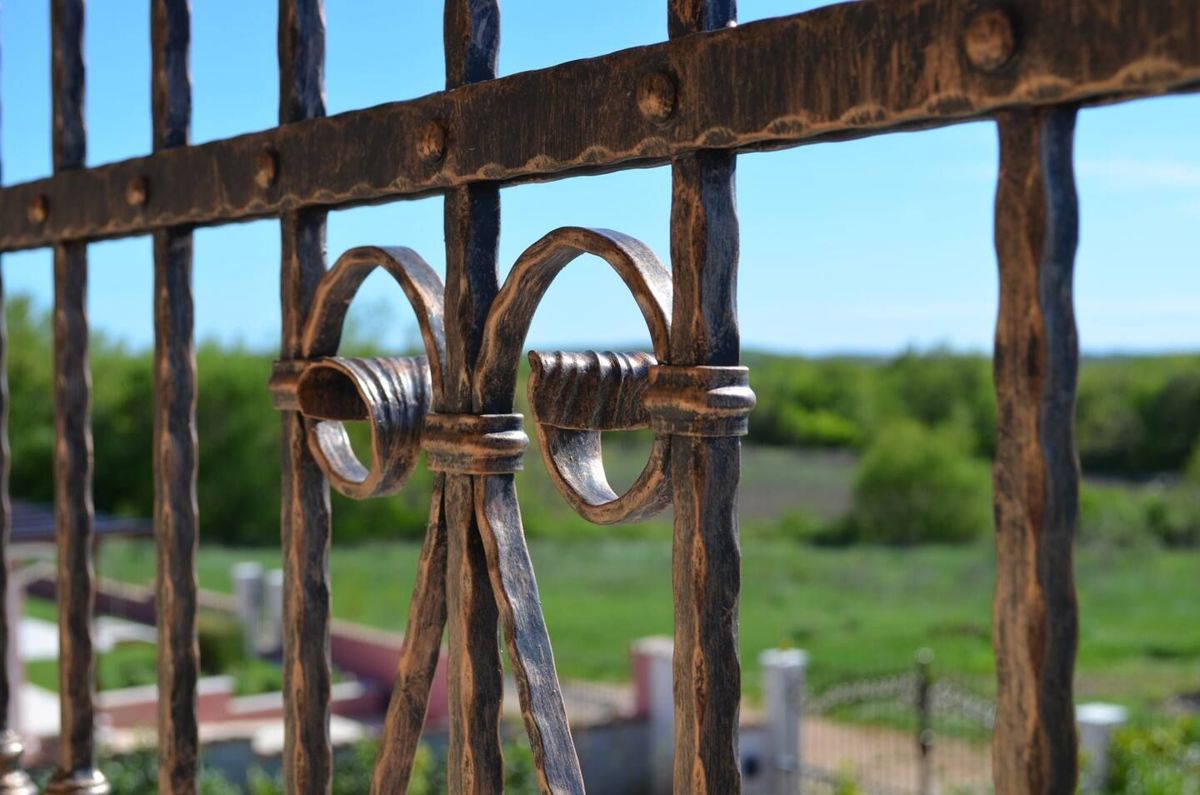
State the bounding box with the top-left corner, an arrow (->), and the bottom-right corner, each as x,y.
1,1 -> 1198,355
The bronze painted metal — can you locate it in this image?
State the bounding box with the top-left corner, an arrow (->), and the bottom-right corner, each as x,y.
269,220 -> 757,790
0,0 -> 1193,792
992,106 -> 1082,792
277,2 -> 334,793
441,3 -> 506,792
666,3 -> 745,790
46,1 -> 109,792
151,2 -> 200,793
0,0 -> 1198,253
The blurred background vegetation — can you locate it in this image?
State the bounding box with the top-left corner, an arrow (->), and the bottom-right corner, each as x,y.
7,293 -> 1200,550
7,293 -> 1197,788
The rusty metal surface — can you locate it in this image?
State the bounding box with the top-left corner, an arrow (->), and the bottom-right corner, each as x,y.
991,106 -> 1082,794
470,226 -> 694,792
151,2 -> 200,792
271,219 -> 762,789
528,351 -> 674,526
295,245 -> 444,500
667,7 -> 745,791
0,0 -> 1197,251
277,2 -> 333,794
47,242 -> 108,795
370,476 -> 449,794
442,2 -> 506,791
272,240 -> 453,792
1,1 -> 1191,792
479,229 -> 674,528
45,2 -> 108,793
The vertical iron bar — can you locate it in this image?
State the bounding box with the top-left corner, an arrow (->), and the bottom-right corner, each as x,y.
667,2 -> 742,792
0,16 -> 37,795
369,477 -> 449,794
991,106 -> 1081,794
443,2 -> 503,793
46,1 -> 108,792
151,1 -> 198,792
278,2 -> 332,793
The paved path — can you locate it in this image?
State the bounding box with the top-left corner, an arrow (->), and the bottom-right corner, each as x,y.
803,716 -> 992,794
19,683 -> 60,738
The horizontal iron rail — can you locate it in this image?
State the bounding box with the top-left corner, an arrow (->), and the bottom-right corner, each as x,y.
1,0 -> 1198,251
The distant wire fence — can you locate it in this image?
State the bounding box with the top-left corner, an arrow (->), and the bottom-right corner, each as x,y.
799,650 -> 995,795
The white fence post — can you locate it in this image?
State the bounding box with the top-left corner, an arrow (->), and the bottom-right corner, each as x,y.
231,561 -> 264,657
264,568 -> 284,655
632,636 -> 675,795
761,648 -> 807,794
1077,702 -> 1128,793
5,565 -> 23,733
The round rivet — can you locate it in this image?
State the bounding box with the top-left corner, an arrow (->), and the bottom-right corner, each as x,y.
256,148 -> 279,188
418,120 -> 448,163
637,70 -> 678,123
27,195 -> 49,225
125,175 -> 149,207
964,7 -> 1017,72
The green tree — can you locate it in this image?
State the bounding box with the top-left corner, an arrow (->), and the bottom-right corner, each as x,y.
848,421 -> 991,545
880,348 -> 996,457
6,295 -> 56,505
1108,716 -> 1200,794
1184,443 -> 1200,485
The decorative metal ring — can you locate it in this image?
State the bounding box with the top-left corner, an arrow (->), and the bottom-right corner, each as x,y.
527,351 -> 671,524
297,356 -> 431,499
474,227 -> 673,524
300,246 -> 446,499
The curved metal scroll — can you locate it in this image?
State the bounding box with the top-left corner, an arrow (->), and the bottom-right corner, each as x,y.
297,356 -> 432,499
270,229 -> 686,793
275,244 -> 452,791
299,246 -> 446,499
478,227 -> 674,524
463,227 -> 674,792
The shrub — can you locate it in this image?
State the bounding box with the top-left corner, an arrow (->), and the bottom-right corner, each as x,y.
1184,443 -> 1200,485
847,421 -> 991,545
198,610 -> 246,674
228,658 -> 285,697
1080,484 -> 1154,549
1143,488 -> 1200,548
763,511 -> 829,544
1107,716 -> 1200,794
1080,482 -> 1200,550
35,747 -> 242,794
246,739 -> 535,794
100,642 -> 159,691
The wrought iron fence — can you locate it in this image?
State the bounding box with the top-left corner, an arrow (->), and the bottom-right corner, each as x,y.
0,1 -> 1196,792
801,651 -> 995,795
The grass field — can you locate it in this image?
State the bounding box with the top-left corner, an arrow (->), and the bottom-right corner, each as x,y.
76,448 -> 1200,715
94,536 -> 1200,714
24,597 -> 287,695
599,441 -> 857,521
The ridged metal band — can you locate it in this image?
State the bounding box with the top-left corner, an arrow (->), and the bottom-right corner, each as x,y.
296,356 -> 432,500
527,350 -> 654,431
644,365 -> 756,437
423,412 -> 528,475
